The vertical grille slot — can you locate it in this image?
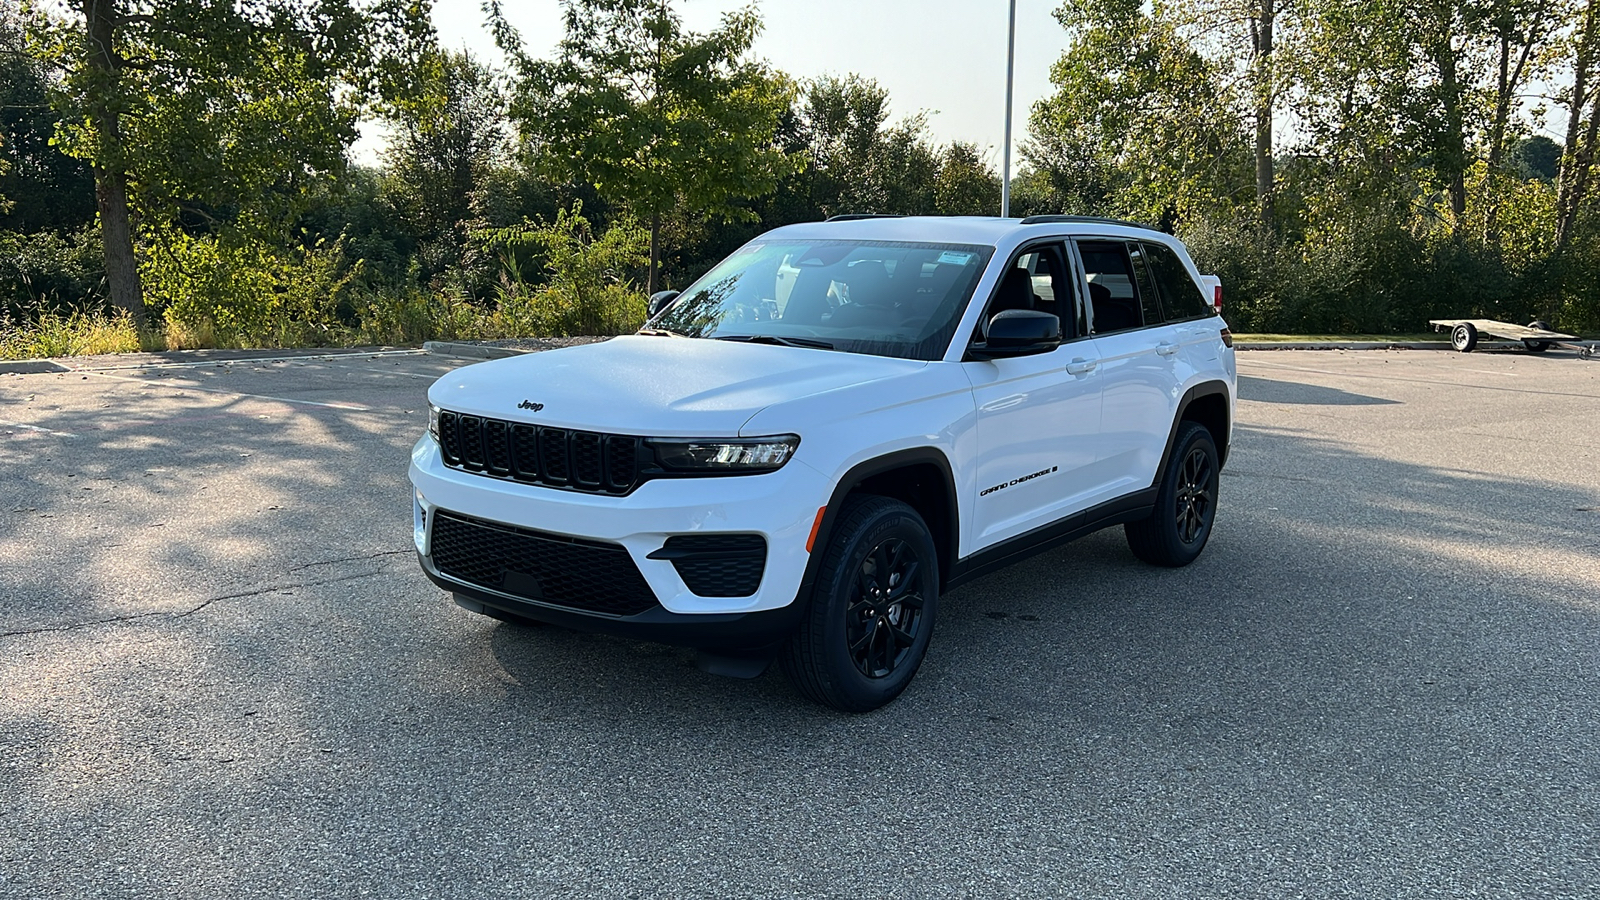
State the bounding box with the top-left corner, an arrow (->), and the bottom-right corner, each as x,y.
511,424 -> 540,479
433,410 -> 650,496
571,432 -> 603,486
484,421 -> 512,474
605,436 -> 638,492
460,416 -> 485,469
438,411 -> 462,465
539,428 -> 569,483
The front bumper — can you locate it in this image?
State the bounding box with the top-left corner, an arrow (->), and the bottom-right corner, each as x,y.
420,561 -> 806,651
409,436 -> 829,619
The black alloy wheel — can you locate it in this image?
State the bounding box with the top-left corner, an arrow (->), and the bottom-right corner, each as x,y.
845,537 -> 927,678
783,495 -> 939,712
1173,445 -> 1216,545
1125,421 -> 1220,567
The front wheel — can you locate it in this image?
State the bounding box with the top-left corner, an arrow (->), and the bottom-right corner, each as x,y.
1125,422 -> 1220,567
782,496 -> 939,712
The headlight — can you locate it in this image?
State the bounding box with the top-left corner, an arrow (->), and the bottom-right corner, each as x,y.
647,435 -> 799,473
428,405 -> 440,440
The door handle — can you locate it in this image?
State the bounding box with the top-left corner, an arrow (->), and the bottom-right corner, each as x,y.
1066,358 -> 1097,375
1156,341 -> 1179,357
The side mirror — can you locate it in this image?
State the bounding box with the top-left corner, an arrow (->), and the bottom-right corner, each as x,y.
970,309 -> 1061,359
648,290 -> 680,318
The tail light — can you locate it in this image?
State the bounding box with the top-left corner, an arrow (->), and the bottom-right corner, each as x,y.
1220,328 -> 1234,348
1212,284 -> 1223,313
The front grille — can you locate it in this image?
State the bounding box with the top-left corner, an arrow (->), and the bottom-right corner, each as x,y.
437,410 -> 644,495
651,534 -> 767,597
429,511 -> 658,617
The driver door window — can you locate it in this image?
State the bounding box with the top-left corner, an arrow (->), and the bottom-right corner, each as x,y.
973,244 -> 1077,341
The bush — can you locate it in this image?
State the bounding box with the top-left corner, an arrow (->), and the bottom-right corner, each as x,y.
143,230 -> 360,348
0,227 -> 106,317
477,205 -> 648,337
0,308 -> 140,359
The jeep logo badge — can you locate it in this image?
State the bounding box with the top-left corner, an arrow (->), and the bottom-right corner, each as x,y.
518,400 -> 544,412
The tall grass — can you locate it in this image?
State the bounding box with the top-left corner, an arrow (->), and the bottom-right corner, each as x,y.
0,309 -> 144,359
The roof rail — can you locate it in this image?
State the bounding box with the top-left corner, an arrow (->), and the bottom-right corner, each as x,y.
1019,214 -> 1154,230
824,214 -> 905,222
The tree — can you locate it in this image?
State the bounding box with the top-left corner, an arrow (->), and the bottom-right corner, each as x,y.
934,141 -> 1001,216
2,9 -> 97,232
383,49 -> 509,282
495,0 -> 797,293
795,74 -> 931,215
1557,0 -> 1600,253
23,0 -> 434,329
1026,0 -> 1247,223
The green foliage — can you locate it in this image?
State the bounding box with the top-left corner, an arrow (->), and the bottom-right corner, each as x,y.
497,0 -> 799,288
1025,0 -> 1248,222
481,205 -> 649,337
383,50 -> 509,283
29,0 -> 435,237
0,227 -> 106,316
144,232 -> 360,348
0,12 -> 95,233
797,75 -> 940,215
0,308 -> 141,359
935,142 -> 1002,216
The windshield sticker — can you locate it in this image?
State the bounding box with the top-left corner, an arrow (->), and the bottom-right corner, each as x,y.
937,251 -> 975,266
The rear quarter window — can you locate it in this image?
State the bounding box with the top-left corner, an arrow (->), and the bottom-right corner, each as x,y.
1143,242 -> 1214,320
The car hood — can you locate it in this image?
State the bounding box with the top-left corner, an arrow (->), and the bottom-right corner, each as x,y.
427,335 -> 928,436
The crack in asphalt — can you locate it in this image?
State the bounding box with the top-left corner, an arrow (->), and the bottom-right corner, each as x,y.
0,567 -> 397,640
285,549 -> 411,574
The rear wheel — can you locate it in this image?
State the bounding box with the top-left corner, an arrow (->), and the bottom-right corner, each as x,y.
782,496 -> 939,713
1451,323 -> 1478,352
1125,422 -> 1219,567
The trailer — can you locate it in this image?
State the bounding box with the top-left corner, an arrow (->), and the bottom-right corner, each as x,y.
1428,318 -> 1597,357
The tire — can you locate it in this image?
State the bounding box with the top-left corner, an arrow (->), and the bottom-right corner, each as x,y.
1125,422 -> 1220,567
1525,321 -> 1551,353
781,495 -> 939,713
1451,323 -> 1478,352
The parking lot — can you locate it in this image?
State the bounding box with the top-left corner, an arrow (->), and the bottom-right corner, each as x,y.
2,345 -> 1598,898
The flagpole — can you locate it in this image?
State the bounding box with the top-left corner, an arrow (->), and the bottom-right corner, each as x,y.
1001,0 -> 1016,217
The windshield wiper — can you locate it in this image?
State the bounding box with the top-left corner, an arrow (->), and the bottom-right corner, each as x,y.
713,334 -> 834,350
637,327 -> 689,337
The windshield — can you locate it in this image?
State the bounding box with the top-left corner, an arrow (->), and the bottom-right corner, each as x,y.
648,239 -> 994,361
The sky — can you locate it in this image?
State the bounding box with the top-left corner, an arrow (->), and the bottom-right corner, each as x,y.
353,0 -> 1070,171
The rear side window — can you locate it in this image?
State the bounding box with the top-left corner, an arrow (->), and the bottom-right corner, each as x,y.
1076,240 -> 1145,334
1125,243 -> 1165,327
1143,242 -> 1213,320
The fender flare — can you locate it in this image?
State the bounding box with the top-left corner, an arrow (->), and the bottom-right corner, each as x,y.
1151,380 -> 1232,489
795,448 -> 961,603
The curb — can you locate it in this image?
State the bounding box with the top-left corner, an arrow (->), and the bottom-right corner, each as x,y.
422,337 -> 609,360
421,341 -> 526,360
1235,341 -> 1453,351
1,346 -> 420,375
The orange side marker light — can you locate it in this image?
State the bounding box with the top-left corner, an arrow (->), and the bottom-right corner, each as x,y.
806,506 -> 827,553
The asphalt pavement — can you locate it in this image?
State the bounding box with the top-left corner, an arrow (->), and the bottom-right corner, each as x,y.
2,345 -> 1598,898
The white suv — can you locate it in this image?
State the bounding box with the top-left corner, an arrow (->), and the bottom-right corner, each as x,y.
410,215 -> 1236,711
